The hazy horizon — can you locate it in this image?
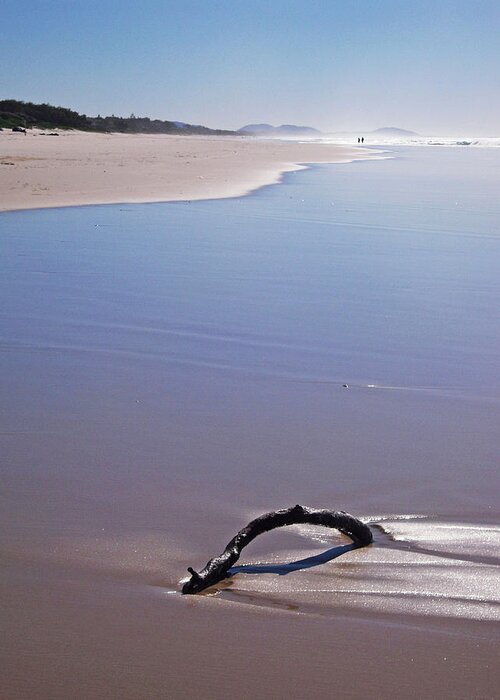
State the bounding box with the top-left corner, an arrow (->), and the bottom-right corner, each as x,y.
2,0 -> 499,137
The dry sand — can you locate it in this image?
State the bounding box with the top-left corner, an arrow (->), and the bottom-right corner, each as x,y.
0,129 -> 366,211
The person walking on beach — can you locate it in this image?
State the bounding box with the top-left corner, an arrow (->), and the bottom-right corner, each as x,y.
361,136 -> 364,143
358,137 -> 361,143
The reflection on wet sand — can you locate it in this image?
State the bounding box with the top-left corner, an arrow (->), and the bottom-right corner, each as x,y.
1,147 -> 499,697
193,518 -> 500,625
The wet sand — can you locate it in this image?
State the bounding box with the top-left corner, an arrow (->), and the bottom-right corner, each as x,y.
0,129 -> 367,212
1,147 -> 499,698
2,555 -> 498,700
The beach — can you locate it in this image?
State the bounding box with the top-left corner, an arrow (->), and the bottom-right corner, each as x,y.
1,144 -> 499,699
0,129 -> 368,211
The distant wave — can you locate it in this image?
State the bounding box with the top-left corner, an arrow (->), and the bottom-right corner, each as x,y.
314,135 -> 500,148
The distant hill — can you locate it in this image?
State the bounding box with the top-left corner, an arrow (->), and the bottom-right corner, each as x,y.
239,123 -> 275,134
372,127 -> 418,136
239,123 -> 322,137
0,100 -> 237,136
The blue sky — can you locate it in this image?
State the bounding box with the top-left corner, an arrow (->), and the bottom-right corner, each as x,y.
2,0 -> 499,134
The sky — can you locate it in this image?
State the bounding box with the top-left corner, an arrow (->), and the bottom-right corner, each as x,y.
2,0 -> 500,135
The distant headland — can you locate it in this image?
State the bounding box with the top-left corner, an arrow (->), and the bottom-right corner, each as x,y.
238,123 -> 322,137
0,99 -> 237,136
371,126 -> 418,136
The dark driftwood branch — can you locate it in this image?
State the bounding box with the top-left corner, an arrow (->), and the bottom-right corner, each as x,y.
181,504 -> 372,594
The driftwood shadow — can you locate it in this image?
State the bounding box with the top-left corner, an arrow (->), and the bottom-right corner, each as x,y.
182,506 -> 372,593
228,542 -> 358,577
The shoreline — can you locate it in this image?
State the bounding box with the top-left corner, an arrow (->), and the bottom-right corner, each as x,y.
0,130 -> 376,213
1,144 -> 499,699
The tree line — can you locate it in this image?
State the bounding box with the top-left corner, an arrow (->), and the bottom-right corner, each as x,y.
0,100 -> 236,135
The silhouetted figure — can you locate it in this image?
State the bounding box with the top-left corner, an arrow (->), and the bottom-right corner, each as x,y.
357,137 -> 360,143
361,136 -> 364,143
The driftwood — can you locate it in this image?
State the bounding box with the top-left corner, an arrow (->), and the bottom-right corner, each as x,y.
181,504 -> 372,594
